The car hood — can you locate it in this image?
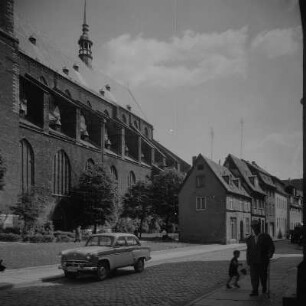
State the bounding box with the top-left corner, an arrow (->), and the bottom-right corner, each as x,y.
61,246 -> 112,258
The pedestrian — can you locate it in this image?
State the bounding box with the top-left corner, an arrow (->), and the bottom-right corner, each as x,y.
226,250 -> 242,289
246,219 -> 275,296
74,225 -> 82,243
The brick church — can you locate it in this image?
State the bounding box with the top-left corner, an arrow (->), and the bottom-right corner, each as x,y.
0,0 -> 190,230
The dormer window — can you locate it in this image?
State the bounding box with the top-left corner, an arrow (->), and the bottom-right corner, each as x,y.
222,175 -> 230,184
63,67 -> 69,75
29,35 -> 36,45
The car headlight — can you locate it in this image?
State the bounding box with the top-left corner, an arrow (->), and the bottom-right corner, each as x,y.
86,254 -> 92,260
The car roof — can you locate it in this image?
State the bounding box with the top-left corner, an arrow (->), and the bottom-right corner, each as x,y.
91,233 -> 136,238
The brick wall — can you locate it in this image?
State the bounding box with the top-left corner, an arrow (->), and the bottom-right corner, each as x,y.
0,0 -> 20,213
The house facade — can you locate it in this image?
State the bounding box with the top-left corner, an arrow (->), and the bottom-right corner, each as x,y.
0,0 -> 189,230
224,154 -> 266,233
244,161 -> 277,238
283,179 -> 303,231
178,154 -> 251,244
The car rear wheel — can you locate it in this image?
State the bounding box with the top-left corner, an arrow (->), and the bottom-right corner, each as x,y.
134,258 -> 144,273
97,261 -> 110,281
64,271 -> 78,279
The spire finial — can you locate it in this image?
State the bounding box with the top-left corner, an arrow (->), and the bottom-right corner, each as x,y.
78,0 -> 93,67
83,0 -> 87,25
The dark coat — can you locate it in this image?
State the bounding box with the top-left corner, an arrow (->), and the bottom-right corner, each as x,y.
246,233 -> 275,265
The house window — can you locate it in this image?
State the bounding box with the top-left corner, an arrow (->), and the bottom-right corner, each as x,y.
230,217 -> 237,239
144,127 -> 149,137
20,139 -> 34,193
245,218 -> 250,234
196,197 -> 206,211
228,197 -> 233,210
53,150 -> 71,195
128,171 -> 136,188
197,164 -> 204,170
196,175 -> 205,188
122,114 -> 127,124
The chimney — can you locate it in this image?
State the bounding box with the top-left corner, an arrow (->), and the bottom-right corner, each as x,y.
99,89 -> 105,96
192,156 -> 197,166
0,0 -> 14,36
105,84 -> 111,91
126,105 -> 131,111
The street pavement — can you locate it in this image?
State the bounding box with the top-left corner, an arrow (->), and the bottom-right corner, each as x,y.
0,241 -> 302,306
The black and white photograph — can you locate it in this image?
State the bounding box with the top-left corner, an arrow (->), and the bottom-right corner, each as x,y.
0,0 -> 305,305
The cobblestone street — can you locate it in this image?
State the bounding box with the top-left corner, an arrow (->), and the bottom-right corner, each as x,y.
0,240 -> 301,306
0,260 -> 228,306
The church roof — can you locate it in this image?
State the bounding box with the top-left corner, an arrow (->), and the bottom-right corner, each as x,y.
14,15 -> 147,121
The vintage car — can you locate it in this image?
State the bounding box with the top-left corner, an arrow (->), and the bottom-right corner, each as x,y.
59,232 -> 151,280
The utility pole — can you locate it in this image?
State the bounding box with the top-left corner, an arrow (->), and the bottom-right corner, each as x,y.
210,127 -> 214,160
240,118 -> 244,159
292,1 -> 306,305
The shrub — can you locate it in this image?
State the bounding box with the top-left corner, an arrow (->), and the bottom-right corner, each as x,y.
54,231 -> 74,242
23,234 -> 54,243
0,233 -> 21,242
0,227 -> 21,235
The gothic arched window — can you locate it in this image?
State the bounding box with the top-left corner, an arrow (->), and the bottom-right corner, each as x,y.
110,165 -> 118,181
85,158 -> 95,171
53,150 -> 71,195
128,171 -> 136,188
20,139 -> 34,193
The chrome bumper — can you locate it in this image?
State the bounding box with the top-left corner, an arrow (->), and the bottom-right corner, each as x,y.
59,263 -> 97,272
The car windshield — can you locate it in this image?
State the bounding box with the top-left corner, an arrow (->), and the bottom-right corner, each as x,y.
86,235 -> 113,247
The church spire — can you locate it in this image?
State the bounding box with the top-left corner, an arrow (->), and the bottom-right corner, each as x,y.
78,0 -> 93,68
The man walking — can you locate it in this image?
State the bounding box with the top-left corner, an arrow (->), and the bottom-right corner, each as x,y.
246,220 -> 275,296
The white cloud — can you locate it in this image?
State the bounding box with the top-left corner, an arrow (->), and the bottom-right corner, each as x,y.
102,28 -> 248,88
251,27 -> 301,59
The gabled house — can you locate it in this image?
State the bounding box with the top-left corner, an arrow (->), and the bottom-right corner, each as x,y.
272,177 -> 289,238
282,179 -> 303,231
224,154 -> 266,233
244,161 -> 277,238
178,154 -> 252,244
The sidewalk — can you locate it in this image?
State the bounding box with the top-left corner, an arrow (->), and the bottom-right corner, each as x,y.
187,254 -> 302,306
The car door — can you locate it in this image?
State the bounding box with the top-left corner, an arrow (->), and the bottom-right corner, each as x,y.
113,236 -> 133,267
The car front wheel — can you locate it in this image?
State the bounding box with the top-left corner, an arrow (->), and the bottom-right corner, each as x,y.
97,261 -> 110,281
134,258 -> 144,273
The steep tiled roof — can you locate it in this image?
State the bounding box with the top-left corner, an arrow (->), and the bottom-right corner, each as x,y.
282,179 -> 303,191
14,15 -> 146,120
227,154 -> 265,195
203,155 -> 251,198
244,161 -> 275,189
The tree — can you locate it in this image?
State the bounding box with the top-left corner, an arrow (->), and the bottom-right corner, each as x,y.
151,168 -> 184,231
72,164 -> 116,233
0,151 -> 6,190
11,187 -> 52,235
121,180 -> 152,238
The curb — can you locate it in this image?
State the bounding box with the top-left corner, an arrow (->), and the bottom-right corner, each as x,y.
0,283 -> 14,290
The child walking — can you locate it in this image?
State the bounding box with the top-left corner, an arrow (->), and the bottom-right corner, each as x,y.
226,250 -> 242,289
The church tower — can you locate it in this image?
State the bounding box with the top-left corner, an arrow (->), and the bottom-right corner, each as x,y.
78,0 -> 93,67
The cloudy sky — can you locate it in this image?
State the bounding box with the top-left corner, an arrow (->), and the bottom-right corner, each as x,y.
15,0 -> 303,179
